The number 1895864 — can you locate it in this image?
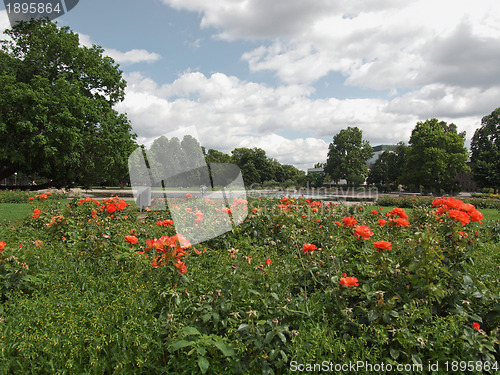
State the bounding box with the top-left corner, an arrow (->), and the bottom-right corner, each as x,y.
6,2 -> 62,14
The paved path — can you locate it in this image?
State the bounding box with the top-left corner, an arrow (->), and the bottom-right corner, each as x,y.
41,187 -> 458,205
48,188 -> 381,205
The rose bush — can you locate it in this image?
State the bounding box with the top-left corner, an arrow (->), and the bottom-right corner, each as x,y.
0,192 -> 498,373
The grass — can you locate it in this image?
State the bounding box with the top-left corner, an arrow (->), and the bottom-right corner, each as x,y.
0,199 -> 137,223
0,203 -> 33,222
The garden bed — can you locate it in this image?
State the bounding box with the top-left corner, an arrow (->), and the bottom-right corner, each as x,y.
0,192 -> 499,374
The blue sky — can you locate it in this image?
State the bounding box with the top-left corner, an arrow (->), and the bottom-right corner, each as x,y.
2,0 -> 500,170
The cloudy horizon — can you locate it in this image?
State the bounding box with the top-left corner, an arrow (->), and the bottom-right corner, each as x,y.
1,0 -> 499,170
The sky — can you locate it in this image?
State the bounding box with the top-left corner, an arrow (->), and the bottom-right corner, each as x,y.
1,0 -> 500,170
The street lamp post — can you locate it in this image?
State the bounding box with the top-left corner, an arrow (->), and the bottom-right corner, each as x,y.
14,173 -> 17,186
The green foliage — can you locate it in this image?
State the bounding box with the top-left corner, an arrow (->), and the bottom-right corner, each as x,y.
471,107 -> 500,193
367,142 -> 407,188
0,192 -> 499,374
376,194 -> 500,210
167,326 -> 235,374
204,148 -> 232,164
325,126 -> 373,186
0,189 -> 34,203
229,147 -> 305,188
0,19 -> 136,186
403,119 -> 469,194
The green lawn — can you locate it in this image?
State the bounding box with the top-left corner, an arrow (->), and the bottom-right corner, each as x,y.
0,199 -> 73,222
0,203 -> 33,222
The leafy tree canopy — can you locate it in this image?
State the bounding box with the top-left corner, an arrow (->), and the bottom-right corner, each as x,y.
403,119 -> 469,194
471,108 -> 500,193
0,19 -> 136,187
324,126 -> 373,186
229,147 -> 304,188
367,142 -> 407,187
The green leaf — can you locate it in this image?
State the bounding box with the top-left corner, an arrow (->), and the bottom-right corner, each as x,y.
198,357 -> 209,374
390,348 -> 400,360
238,324 -> 249,332
277,332 -> 287,343
390,310 -> 399,318
213,341 -> 235,357
183,326 -> 201,336
196,346 -> 207,356
254,339 -> 263,349
463,275 -> 473,286
411,354 -> 422,365
468,313 -> 483,322
264,331 -> 274,344
368,310 -> 379,322
171,339 -> 192,351
201,313 -> 211,323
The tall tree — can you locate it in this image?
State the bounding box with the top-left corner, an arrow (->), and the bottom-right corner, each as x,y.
324,127 -> 373,186
0,19 -> 136,186
367,142 -> 407,186
231,147 -> 271,186
367,151 -> 396,185
471,108 -> 500,193
204,149 -> 232,165
403,119 -> 469,194
389,142 -> 408,184
282,164 -> 306,185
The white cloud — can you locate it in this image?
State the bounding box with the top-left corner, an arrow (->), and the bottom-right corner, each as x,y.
161,0 -> 406,41
78,33 -> 161,65
152,0 -> 500,158
118,71 -> 485,169
162,0 -> 335,40
3,3 -> 496,170
119,69 -> 493,167
386,85 -> 500,119
163,0 -> 500,93
104,48 -> 161,65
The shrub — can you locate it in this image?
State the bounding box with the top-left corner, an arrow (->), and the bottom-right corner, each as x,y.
377,195 -> 500,210
0,189 -> 67,203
